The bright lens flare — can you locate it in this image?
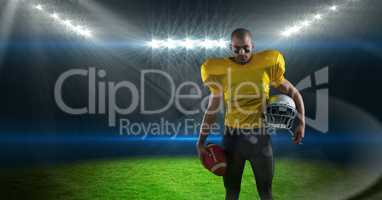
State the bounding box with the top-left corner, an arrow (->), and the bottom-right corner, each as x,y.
50,13 -> 60,20
330,5 -> 338,11
301,20 -> 312,27
314,14 -> 322,20
147,38 -> 228,50
281,25 -> 302,37
32,4 -> 94,39
181,38 -> 195,49
165,38 -> 176,49
148,39 -> 161,48
280,2 -> 351,38
34,4 -> 43,11
217,39 -> 227,48
201,39 -> 215,49
62,19 -> 72,26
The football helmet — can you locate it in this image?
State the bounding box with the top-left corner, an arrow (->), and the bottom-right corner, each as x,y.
264,94 -> 297,130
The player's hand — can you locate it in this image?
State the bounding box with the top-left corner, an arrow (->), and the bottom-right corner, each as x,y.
293,123 -> 305,144
196,141 -> 209,163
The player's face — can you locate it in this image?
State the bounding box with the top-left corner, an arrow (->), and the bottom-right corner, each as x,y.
231,35 -> 253,64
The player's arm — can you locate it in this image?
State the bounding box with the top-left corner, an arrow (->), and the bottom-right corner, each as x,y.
274,79 -> 305,144
196,93 -> 222,160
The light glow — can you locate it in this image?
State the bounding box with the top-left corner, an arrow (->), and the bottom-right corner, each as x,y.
280,0 -> 358,38
165,38 -> 176,49
32,4 -> 94,38
301,20 -> 312,27
314,14 -> 323,20
330,5 -> 338,11
50,13 -> 60,20
147,38 -> 228,50
181,38 -> 195,49
34,4 -> 43,10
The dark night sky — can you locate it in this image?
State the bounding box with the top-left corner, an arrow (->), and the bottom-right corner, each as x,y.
1,2 -> 382,198
0,0 -> 381,134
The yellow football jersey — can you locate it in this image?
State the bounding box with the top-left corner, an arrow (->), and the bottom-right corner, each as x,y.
201,50 -> 285,129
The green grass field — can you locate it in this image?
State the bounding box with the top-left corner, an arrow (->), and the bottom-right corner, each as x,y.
0,157 -> 373,200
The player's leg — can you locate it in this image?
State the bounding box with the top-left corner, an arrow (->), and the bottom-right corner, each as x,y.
223,149 -> 246,200
223,128 -> 246,200
249,134 -> 274,200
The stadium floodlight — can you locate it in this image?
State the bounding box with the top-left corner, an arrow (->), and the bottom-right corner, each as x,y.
31,4 -> 94,39
281,30 -> 292,37
50,13 -> 60,20
281,25 -> 302,37
279,1 -> 357,38
201,39 -> 215,49
34,4 -> 43,11
217,39 -> 227,48
330,5 -> 338,11
148,39 -> 161,48
62,19 -> 72,26
291,25 -> 302,33
164,38 -> 177,49
301,20 -> 312,27
314,14 -> 323,20
147,38 -> 228,50
74,25 -> 83,32
181,38 -> 195,49
81,29 -> 92,37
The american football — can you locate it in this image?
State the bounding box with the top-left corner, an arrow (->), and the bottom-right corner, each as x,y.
202,144 -> 227,176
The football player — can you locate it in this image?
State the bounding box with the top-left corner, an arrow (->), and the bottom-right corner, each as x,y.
196,28 -> 305,200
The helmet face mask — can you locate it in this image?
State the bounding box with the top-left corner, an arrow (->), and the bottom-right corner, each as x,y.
264,95 -> 297,130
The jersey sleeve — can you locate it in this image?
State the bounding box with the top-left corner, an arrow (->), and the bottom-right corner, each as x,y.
201,60 -> 223,94
270,51 -> 286,87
